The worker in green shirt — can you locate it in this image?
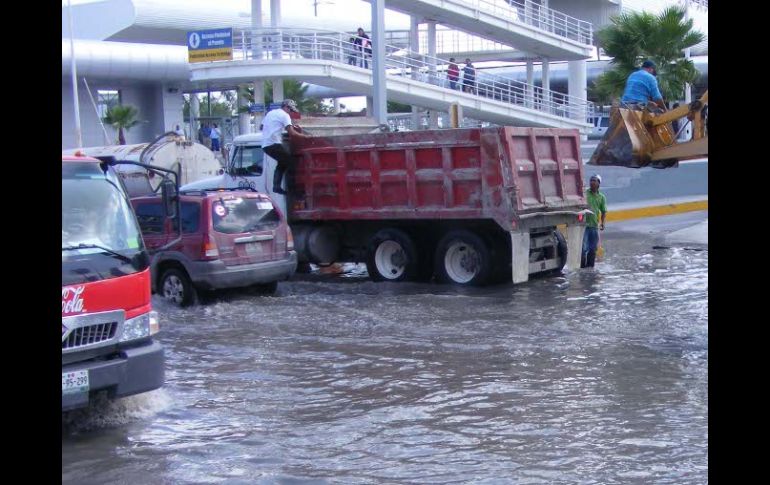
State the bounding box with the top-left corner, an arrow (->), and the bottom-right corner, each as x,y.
582,174 -> 607,268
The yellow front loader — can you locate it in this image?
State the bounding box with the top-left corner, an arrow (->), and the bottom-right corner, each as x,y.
588,90 -> 708,168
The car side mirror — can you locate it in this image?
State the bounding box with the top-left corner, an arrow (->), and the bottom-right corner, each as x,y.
161,179 -> 178,219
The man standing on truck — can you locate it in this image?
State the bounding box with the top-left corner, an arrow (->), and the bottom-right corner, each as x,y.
620,60 -> 666,111
261,99 -> 312,195
582,174 -> 607,268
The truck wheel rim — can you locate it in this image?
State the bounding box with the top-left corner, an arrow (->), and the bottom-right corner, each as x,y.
375,240 -> 406,279
162,275 -> 185,304
444,241 -> 479,283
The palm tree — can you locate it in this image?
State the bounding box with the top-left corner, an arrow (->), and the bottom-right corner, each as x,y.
592,6 -> 705,104
102,104 -> 141,145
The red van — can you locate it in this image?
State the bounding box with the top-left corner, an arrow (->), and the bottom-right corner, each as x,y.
131,189 -> 297,306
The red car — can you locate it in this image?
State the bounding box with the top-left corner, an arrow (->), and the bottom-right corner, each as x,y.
131,189 -> 297,306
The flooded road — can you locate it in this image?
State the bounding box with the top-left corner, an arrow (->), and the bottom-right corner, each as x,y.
62,212 -> 708,484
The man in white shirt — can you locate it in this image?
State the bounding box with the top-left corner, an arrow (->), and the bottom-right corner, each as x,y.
261,99 -> 311,195
210,123 -> 221,152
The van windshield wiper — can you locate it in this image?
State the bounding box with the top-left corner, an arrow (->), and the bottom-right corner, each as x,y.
61,243 -> 133,263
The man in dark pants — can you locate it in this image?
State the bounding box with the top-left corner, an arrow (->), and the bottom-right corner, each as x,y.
582,174 -> 607,268
261,99 -> 312,195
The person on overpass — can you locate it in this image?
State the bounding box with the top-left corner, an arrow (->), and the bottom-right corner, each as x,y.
261,99 -> 312,195
620,60 -> 666,111
582,174 -> 607,269
447,58 -> 460,90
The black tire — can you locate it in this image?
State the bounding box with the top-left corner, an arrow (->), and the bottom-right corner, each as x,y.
159,268 -> 195,307
434,230 -> 493,286
253,281 -> 278,294
365,228 -> 420,282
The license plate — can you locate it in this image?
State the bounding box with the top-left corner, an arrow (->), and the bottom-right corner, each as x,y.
62,370 -> 89,395
245,242 -> 263,255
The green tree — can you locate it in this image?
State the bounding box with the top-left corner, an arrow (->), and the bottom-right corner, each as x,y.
387,101 -> 411,113
102,104 -> 141,145
237,80 -> 332,114
183,93 -> 236,118
591,6 -> 705,104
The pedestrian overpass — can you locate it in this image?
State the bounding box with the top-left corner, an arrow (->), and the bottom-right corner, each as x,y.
362,0 -> 593,60
189,29 -> 592,132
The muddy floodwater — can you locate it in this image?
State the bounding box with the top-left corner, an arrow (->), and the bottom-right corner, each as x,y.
63,212 -> 708,484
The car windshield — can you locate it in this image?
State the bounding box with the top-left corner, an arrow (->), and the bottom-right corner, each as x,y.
62,161 -> 147,284
212,196 -> 279,234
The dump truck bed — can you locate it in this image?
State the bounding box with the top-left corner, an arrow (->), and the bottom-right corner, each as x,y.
290,127 -> 586,231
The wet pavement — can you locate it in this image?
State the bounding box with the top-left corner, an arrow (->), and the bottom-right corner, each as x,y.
62,211 -> 708,484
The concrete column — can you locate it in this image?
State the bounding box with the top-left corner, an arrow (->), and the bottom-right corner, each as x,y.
190,94 -> 200,139
410,16 -> 420,128
449,102 -> 463,128
542,58 -> 551,111
270,0 -> 280,28
370,0 -> 387,124
427,21 -> 437,86
251,0 -> 263,58
238,86 -> 250,135
429,110 -> 439,129
427,21 -> 437,132
366,96 -> 374,117
273,80 -> 284,104
254,80 -> 265,128
526,58 -> 534,108
333,98 -> 341,114
160,84 -> 184,134
409,16 -> 420,53
270,0 -> 283,61
412,106 -> 421,130
568,59 -> 587,121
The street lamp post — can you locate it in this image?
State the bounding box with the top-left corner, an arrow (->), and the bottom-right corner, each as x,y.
66,0 -> 83,148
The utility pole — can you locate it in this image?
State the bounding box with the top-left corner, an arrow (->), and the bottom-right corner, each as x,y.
371,0 -> 387,125
66,0 -> 82,148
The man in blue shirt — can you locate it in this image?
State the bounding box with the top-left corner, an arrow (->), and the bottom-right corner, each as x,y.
620,60 -> 666,111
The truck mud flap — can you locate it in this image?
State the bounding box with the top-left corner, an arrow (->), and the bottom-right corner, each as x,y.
565,224 -> 585,271
510,231 -> 530,284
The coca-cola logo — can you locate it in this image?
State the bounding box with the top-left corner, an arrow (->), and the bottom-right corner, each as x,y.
62,286 -> 86,315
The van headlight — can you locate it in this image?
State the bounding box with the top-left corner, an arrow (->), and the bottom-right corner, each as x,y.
120,311 -> 160,342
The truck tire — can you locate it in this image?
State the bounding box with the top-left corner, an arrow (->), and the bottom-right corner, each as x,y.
159,268 -> 195,307
253,281 -> 278,295
366,228 -> 420,282
435,230 -> 493,286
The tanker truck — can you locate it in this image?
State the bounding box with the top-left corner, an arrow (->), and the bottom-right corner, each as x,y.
63,133 -> 223,197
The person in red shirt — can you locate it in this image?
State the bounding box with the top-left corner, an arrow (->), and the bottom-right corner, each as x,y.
447,58 -> 460,90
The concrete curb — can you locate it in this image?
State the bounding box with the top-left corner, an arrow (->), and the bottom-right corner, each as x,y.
606,199 -> 708,222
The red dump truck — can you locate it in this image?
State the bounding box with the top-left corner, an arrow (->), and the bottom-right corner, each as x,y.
184,126 -> 589,286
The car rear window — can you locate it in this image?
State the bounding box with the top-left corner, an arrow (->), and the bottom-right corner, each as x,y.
135,201 -> 201,234
212,197 -> 280,234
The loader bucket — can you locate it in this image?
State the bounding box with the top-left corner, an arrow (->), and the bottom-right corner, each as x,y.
588,106 -> 678,169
